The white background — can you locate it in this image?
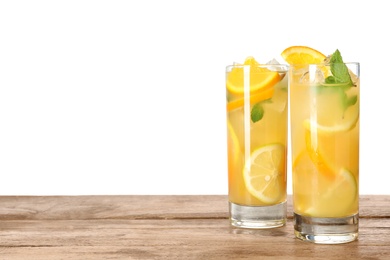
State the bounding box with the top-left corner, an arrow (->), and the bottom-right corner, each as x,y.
0,0 -> 389,195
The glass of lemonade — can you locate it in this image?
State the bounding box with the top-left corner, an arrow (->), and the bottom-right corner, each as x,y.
285,46 -> 360,243
226,57 -> 288,229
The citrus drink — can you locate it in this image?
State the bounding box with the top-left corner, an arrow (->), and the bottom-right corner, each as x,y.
226,57 -> 288,228
283,46 -> 359,243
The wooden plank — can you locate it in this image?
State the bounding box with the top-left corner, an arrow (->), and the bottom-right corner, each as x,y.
0,195 -> 388,220
0,195 -> 389,259
359,195 -> 390,218
0,195 -> 228,220
0,218 -> 389,259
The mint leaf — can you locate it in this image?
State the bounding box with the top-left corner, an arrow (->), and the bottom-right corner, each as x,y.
325,49 -> 353,88
251,103 -> 264,123
343,94 -> 358,111
324,75 -> 337,84
346,95 -> 357,107
322,49 -> 357,113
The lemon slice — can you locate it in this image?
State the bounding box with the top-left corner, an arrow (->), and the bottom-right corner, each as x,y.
323,168 -> 357,199
305,168 -> 358,217
281,46 -> 327,65
243,144 -> 286,204
303,86 -> 359,135
226,57 -> 281,95
293,150 -> 358,217
303,109 -> 359,134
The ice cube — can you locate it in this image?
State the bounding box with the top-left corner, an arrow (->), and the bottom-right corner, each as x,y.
299,67 -> 324,84
266,59 -> 283,71
266,58 -> 287,80
266,58 -> 280,65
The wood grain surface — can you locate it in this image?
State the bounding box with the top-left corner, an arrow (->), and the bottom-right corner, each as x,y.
0,195 -> 389,259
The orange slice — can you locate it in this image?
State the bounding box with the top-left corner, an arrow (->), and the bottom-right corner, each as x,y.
226,57 -> 281,95
281,46 -> 326,65
226,87 -> 274,111
227,120 -> 241,166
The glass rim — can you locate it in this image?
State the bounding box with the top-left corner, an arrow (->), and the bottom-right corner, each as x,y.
226,63 -> 289,71
289,62 -> 360,67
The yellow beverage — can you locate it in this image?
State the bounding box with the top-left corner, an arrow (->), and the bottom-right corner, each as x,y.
290,69 -> 359,217
283,46 -> 359,243
226,58 -> 288,209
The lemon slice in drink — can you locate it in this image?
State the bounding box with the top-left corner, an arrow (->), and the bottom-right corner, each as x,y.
293,151 -> 358,217
226,57 -> 281,95
303,109 -> 359,135
303,87 -> 359,135
243,144 -> 286,204
305,168 -> 358,217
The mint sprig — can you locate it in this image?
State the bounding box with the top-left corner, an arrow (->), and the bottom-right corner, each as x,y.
322,49 -> 357,113
324,49 -> 354,88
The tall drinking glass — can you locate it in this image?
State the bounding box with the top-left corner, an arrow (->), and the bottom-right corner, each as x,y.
226,58 -> 288,229
290,62 -> 360,243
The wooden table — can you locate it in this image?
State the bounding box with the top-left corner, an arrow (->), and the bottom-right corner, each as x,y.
0,195 -> 389,259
